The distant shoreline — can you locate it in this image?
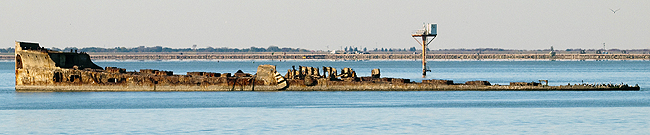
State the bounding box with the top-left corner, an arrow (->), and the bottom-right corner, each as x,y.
2,53 -> 649,60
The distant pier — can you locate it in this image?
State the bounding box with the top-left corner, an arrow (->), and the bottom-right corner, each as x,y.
2,54 -> 650,60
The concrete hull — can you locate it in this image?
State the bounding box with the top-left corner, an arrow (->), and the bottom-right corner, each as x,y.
14,41 -> 640,92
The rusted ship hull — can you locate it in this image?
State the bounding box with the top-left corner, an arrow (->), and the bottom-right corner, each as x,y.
14,41 -> 640,92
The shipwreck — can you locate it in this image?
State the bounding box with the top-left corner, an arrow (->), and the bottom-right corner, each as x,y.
14,41 -> 640,92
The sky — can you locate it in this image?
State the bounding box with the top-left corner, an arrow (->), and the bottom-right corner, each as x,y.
2,0 -> 649,50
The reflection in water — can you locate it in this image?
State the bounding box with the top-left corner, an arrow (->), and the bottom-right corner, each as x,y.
0,60 -> 649,134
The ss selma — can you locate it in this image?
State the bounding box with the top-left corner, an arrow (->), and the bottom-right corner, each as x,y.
15,41 -> 640,92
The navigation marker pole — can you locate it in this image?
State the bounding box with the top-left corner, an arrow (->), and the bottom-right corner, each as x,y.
412,23 -> 437,77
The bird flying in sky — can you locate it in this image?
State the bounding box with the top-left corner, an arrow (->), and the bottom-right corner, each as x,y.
609,8 -> 620,13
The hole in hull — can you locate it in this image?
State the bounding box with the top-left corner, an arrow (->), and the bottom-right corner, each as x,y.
69,75 -> 80,82
53,72 -> 63,82
108,78 -> 117,83
16,54 -> 22,69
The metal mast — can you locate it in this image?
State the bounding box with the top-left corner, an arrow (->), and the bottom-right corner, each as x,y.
412,23 -> 437,77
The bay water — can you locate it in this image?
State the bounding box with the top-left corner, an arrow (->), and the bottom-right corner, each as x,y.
1,60 -> 649,134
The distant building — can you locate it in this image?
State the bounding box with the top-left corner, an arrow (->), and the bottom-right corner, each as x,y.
330,50 -> 343,54
549,46 -> 556,56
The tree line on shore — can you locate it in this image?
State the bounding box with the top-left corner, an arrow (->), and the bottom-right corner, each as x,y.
70,46 -> 312,53
2,46 -> 312,53
0,46 -> 423,53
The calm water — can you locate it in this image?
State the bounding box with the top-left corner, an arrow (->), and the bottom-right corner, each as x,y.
1,60 -> 649,134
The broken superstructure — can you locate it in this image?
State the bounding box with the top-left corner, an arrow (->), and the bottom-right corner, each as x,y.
15,41 -> 640,92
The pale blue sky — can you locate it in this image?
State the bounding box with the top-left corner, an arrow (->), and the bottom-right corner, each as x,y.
2,0 -> 648,50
